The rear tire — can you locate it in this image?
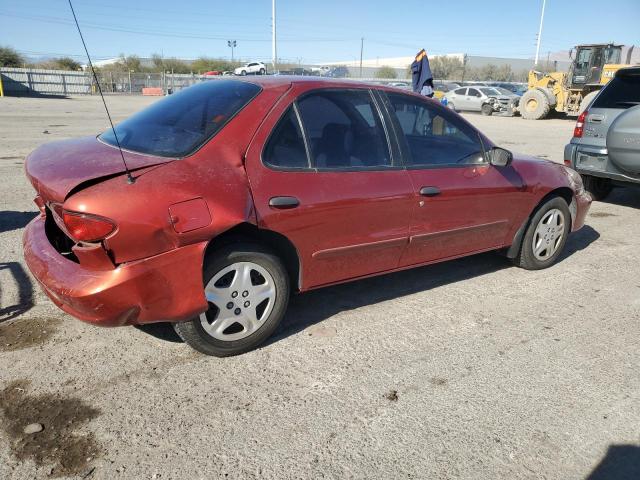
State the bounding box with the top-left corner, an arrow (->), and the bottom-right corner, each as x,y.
581,175 -> 612,200
174,243 -> 290,357
448,102 -> 456,112
513,196 -> 571,270
481,103 -> 493,116
259,68 -> 266,75
240,70 -> 247,76
520,89 -> 551,120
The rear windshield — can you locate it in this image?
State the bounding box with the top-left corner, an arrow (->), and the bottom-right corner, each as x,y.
592,72 -> 640,110
100,80 -> 261,157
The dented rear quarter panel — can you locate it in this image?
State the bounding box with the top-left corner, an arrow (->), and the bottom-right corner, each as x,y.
63,81 -> 291,264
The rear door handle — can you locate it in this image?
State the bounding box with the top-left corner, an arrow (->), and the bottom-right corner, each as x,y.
419,186 -> 441,197
269,196 -> 300,209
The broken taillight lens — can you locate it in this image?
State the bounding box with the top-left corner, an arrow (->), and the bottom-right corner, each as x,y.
62,210 -> 116,242
574,110 -> 587,138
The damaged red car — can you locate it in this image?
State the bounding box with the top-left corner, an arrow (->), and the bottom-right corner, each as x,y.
23,77 -> 591,356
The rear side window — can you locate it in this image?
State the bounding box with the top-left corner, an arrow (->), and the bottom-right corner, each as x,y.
468,88 -> 481,97
263,107 -> 309,169
385,92 -> 485,167
454,88 -> 467,95
297,90 -> 392,169
592,72 -> 640,109
100,80 -> 261,157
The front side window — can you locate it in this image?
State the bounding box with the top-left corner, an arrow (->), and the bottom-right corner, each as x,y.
385,92 -> 485,167
263,107 -> 309,169
100,80 -> 260,157
296,90 -> 392,169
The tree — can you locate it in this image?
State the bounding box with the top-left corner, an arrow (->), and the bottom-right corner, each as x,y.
376,65 -> 397,79
190,56 -> 237,73
52,57 -> 81,70
0,46 -> 24,67
429,56 -> 464,81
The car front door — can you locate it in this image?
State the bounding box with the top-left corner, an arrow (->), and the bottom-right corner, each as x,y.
466,88 -> 483,111
245,86 -> 414,290
380,91 -> 529,267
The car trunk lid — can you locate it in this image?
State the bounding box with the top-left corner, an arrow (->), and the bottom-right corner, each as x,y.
25,135 -> 174,203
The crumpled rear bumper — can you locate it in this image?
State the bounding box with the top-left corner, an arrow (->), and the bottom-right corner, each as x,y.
23,216 -> 208,327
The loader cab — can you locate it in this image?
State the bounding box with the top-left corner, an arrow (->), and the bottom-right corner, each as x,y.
569,44 -> 622,88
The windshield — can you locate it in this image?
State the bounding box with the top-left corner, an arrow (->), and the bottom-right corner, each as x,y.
480,87 -> 501,96
495,87 -> 515,95
100,80 -> 261,157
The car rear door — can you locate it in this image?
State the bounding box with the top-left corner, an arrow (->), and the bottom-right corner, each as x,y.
244,85 -> 414,290
379,91 -> 529,267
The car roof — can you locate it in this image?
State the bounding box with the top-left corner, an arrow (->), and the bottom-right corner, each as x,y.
234,75 -> 403,91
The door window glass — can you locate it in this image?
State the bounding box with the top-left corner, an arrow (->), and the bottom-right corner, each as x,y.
454,88 -> 467,95
297,90 -> 392,169
385,92 -> 485,167
468,88 -> 481,97
263,107 -> 309,169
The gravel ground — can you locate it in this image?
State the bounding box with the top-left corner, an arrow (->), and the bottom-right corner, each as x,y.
1,95 -> 639,480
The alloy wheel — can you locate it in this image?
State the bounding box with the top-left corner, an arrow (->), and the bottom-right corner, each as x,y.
200,261 -> 276,341
532,208 -> 565,260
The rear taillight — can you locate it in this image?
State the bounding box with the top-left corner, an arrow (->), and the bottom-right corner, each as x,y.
62,210 -> 116,242
574,110 -> 587,138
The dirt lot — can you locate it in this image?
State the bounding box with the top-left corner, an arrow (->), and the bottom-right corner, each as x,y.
1,95 -> 639,480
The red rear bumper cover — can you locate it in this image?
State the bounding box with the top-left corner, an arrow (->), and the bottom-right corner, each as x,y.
23,217 -> 208,327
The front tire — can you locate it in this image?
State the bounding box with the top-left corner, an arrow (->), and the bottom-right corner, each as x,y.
448,102 -> 456,112
581,175 -> 612,200
174,244 -> 290,357
259,68 -> 266,75
481,103 -> 493,116
520,89 -> 551,120
240,70 -> 247,76
513,196 -> 571,270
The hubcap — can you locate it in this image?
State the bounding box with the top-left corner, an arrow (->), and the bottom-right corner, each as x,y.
200,262 -> 276,341
532,208 -> 565,261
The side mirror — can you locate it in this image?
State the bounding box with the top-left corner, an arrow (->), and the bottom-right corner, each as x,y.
488,147 -> 513,167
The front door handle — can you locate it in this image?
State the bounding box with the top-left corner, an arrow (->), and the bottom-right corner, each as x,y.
419,186 -> 441,197
269,196 -> 300,209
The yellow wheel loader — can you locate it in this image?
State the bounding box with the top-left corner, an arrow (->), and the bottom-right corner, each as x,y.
520,43 -> 636,120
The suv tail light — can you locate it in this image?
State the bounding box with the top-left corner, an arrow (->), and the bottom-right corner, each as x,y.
574,110 -> 587,138
62,210 -> 116,242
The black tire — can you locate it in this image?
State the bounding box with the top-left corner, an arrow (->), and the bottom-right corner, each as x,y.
513,196 -> 571,270
240,70 -> 247,76
174,243 -> 290,357
259,68 -> 266,75
448,102 -> 456,112
481,103 -> 493,116
520,89 -> 551,120
581,175 -> 612,201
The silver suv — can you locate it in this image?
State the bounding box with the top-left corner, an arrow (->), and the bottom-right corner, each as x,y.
564,67 -> 640,199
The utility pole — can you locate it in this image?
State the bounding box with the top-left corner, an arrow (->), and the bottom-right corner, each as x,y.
359,37 -> 364,78
228,40 -> 237,63
534,0 -> 546,65
546,50 -> 551,72
272,0 -> 277,74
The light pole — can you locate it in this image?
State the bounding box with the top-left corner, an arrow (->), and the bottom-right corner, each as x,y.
359,37 -> 364,78
272,0 -> 278,73
227,40 -> 237,63
534,0 -> 546,65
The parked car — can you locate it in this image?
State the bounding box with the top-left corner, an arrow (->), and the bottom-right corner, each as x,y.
564,66 -> 640,199
23,78 -> 591,356
326,66 -> 349,78
387,81 -> 411,90
234,62 -> 267,76
490,82 -> 526,96
445,86 -> 520,116
310,66 -> 331,76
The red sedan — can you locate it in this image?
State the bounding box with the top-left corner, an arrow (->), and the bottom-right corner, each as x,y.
23,77 -> 591,356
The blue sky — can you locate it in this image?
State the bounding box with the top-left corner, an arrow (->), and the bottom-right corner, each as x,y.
2,0 -> 639,64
